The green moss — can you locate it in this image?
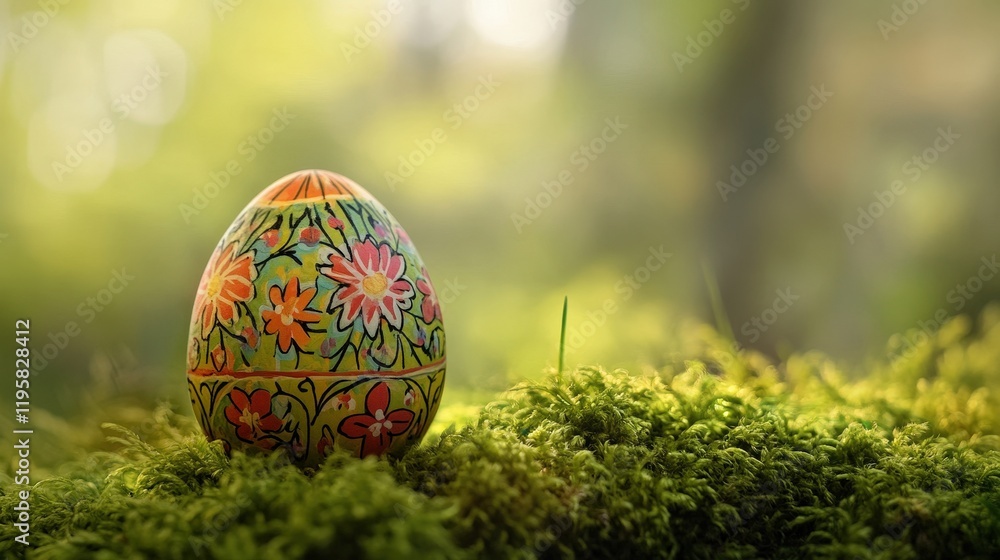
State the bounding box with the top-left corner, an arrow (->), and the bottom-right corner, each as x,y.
4,309 -> 1000,559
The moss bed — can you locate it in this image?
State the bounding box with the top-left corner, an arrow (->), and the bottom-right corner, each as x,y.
4,310 -> 1000,559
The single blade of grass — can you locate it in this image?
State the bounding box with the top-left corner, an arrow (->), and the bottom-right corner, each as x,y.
558,296 -> 568,374
702,259 -> 735,344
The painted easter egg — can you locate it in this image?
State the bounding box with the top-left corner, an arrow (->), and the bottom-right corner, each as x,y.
186,170 -> 445,467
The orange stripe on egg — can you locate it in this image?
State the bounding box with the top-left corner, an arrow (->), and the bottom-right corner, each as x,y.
187,357 -> 446,379
253,169 -> 374,206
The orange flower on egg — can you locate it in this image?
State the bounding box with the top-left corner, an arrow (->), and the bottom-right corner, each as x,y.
195,243 -> 257,339
261,277 -> 323,353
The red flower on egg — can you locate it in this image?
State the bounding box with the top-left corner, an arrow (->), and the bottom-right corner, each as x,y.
261,229 -> 279,248
416,268 -> 442,325
210,344 -> 235,372
241,326 -> 259,349
224,388 -> 284,443
261,277 -> 323,353
317,425 -> 335,457
327,216 -> 344,230
320,337 -> 338,358
395,226 -> 412,248
338,382 -> 414,457
187,338 -> 200,369
194,243 -> 257,339
336,393 -> 356,411
299,226 -> 321,246
319,238 -> 415,338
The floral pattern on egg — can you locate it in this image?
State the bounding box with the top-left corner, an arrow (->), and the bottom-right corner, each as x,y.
186,170 -> 445,467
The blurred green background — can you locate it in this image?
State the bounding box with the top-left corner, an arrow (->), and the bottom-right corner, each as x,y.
1,0 -> 999,419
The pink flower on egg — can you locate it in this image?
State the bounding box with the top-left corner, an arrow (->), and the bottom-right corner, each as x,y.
395,227 -> 412,247
318,238 -> 415,338
416,268 -> 442,325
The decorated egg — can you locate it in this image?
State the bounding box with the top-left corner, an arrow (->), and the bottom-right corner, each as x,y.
186,170 -> 445,467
